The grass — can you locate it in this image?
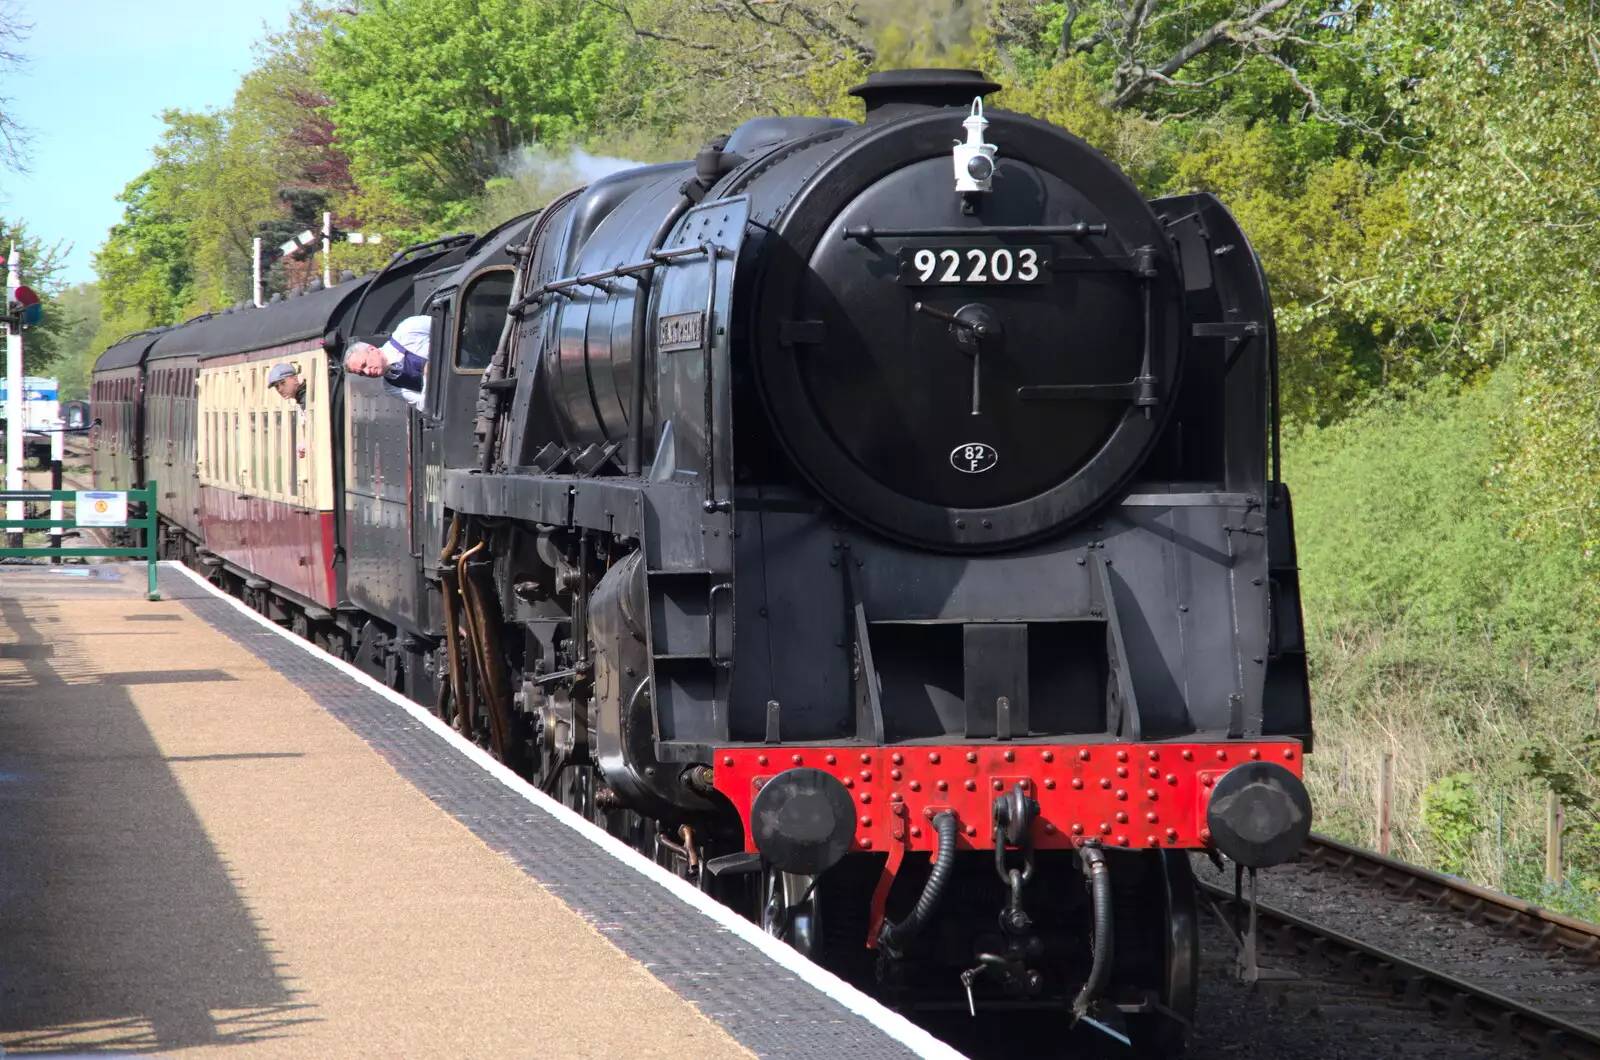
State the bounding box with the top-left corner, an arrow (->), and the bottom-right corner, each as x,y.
1302,620 -> 1600,920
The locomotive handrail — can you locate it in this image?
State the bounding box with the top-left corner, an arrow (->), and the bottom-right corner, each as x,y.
348,232 -> 477,335
507,243 -> 710,316
842,222 -> 1108,241
383,232 -> 478,266
698,240 -> 724,513
0,478 -> 161,600
627,193 -> 700,474
109,327 -> 164,347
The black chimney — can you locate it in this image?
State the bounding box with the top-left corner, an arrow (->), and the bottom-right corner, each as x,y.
848,68 -> 1002,122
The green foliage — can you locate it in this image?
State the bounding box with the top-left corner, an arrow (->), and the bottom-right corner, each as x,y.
1513,738 -> 1600,825
0,217 -> 70,369
1290,370 -> 1600,911
92,8 -> 362,338
1503,849 -> 1600,925
317,0 -> 636,226
1337,2 -> 1600,556
148,108 -> 284,313
1288,371 -> 1600,658
90,109 -> 280,346
1420,773 -> 1482,875
93,152 -> 198,337
1156,126 -> 1412,422
51,283 -> 101,400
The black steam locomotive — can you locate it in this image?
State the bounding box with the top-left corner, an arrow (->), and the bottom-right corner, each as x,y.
94,69 -> 1313,1054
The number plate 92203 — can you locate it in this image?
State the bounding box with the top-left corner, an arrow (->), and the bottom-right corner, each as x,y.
897,245 -> 1050,286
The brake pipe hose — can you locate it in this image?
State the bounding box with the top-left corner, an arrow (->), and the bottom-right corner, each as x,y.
877,811 -> 959,958
1072,844 -> 1114,1020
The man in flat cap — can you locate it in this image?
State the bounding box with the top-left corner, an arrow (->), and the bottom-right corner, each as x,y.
267,362 -> 308,459
343,314 -> 431,411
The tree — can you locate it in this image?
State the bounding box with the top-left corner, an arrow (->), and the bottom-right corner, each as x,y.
0,217 -> 70,368
93,160 -> 197,339
50,283 -> 101,399
92,7 -> 368,331
1333,2 -> 1600,559
1041,1 -> 1378,115
317,0 -> 637,225
597,0 -> 1400,135
590,0 -> 879,121
0,2 -> 31,172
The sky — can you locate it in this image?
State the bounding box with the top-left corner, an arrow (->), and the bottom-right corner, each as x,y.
1,0 -> 303,286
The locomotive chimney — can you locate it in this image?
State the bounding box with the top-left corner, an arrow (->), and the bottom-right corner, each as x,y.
848,68 -> 1002,122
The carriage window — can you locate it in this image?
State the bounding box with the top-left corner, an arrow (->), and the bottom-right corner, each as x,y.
272,411 -> 282,495
288,414 -> 298,498
455,270 -> 514,372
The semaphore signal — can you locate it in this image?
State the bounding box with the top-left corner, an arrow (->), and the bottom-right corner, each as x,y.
253,212 -> 385,306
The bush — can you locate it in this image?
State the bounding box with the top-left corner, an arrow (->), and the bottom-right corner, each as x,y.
1420,773 -> 1481,875
1287,369 -> 1599,661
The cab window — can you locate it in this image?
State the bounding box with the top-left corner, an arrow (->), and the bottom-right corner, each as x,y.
454,270 -> 514,372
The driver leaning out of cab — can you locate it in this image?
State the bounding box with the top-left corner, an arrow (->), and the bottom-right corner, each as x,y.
343,315 -> 431,410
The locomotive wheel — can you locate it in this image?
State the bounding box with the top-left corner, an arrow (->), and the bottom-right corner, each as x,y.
762,869 -> 822,961
1120,850 -> 1199,1057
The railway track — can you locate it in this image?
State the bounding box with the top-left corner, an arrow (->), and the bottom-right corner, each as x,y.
1299,833 -> 1600,964
1201,880 -> 1600,1059
1193,834 -> 1600,1059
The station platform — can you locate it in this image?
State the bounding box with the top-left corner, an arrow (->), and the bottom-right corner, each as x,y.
0,561 -> 964,1060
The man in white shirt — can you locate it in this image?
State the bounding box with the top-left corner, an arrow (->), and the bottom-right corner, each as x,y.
343,314 -> 431,410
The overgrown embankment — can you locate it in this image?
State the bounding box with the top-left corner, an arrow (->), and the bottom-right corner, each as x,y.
1289,372 -> 1600,917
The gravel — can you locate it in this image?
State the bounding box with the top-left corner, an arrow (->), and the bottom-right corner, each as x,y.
1184,911 -> 1507,1060
1192,854 -> 1600,1033
930,885 -> 1514,1059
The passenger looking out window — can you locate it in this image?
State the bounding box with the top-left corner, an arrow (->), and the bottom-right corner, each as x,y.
267,362 -> 308,460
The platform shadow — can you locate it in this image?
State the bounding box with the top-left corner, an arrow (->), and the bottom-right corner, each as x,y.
0,597 -> 318,1052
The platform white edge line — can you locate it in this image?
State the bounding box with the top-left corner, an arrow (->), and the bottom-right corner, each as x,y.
165,561 -> 971,1060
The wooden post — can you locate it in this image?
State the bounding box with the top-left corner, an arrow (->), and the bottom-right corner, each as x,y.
1546,791 -> 1564,885
1376,752 -> 1394,855
1496,789 -> 1506,890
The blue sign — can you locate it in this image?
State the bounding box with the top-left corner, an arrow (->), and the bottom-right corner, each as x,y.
0,377 -> 58,401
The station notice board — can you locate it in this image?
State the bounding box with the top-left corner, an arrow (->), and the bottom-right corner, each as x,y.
75,491 -> 127,527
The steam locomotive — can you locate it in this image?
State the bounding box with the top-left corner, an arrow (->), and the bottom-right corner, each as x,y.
93,69 -> 1314,1054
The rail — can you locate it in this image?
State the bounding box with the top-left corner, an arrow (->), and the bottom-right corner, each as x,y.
0,478 -> 160,600
1301,832 -> 1600,962
1201,878 -> 1600,1059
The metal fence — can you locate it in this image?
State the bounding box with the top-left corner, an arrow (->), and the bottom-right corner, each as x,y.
0,478 -> 160,600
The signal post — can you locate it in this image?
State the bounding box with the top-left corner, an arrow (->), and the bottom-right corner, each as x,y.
4,247 -> 41,550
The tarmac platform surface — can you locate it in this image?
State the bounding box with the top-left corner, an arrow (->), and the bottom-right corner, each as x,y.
0,561 -> 965,1060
